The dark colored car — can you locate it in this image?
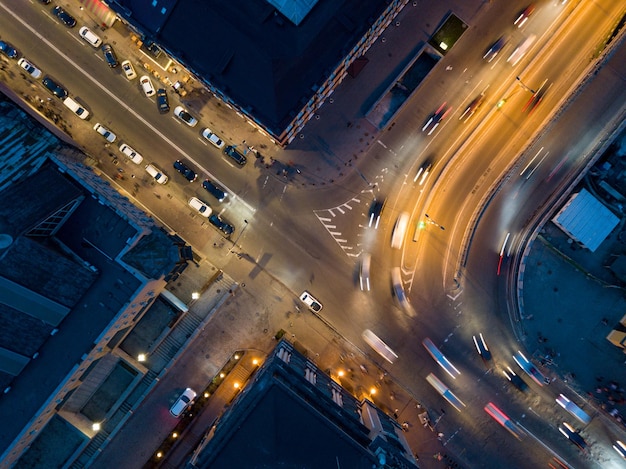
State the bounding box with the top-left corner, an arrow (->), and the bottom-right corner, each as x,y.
39,0 -> 52,3
101,44 -> 118,68
483,36 -> 507,62
503,366 -> 527,392
0,40 -> 18,59
156,89 -> 170,114
42,76 -> 68,99
559,422 -> 587,451
209,214 -> 234,236
173,160 -> 197,182
368,198 -> 385,229
52,6 -> 77,28
202,179 -> 227,202
223,146 -> 247,166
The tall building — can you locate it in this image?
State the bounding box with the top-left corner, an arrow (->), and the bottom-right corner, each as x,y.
109,0 -> 408,146
188,340 -> 418,469
0,103 -> 192,466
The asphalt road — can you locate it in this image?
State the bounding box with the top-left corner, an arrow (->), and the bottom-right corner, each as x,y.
1,0 -> 625,468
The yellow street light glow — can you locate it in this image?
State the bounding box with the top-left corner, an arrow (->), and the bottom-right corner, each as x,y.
204,392 -> 210,398
172,432 -> 178,438
137,353 -> 146,362
252,358 -> 259,365
92,422 -> 101,431
370,387 -> 377,395
234,354 -> 240,360
234,382 -> 240,389
338,370 -> 345,377
156,452 -> 163,458
192,292 -> 200,300
220,373 -> 225,378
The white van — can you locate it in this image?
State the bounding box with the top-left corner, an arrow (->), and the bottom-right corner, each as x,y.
391,212 -> 409,249
145,163 -> 168,184
63,97 -> 89,120
362,329 -> 398,364
79,27 -> 102,48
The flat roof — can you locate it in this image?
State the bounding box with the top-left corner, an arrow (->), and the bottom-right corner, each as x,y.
116,0 -> 389,134
552,188 -> 619,252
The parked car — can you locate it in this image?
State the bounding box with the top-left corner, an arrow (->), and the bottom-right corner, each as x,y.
63,97 -> 89,120
188,197 -> 212,217
140,76 -> 156,97
156,88 -> 169,113
18,58 -> 42,79
201,128 -> 225,149
174,106 -> 198,127
173,160 -> 197,182
0,40 -> 18,59
101,43 -> 118,68
119,143 -> 143,165
209,214 -> 234,236
299,291 -> 322,312
169,388 -> 196,418
52,6 -> 77,28
42,76 -> 68,99
223,145 -> 247,166
202,179 -> 227,202
93,123 -> 116,143
145,163 -> 168,184
121,60 -> 137,80
79,26 -> 102,47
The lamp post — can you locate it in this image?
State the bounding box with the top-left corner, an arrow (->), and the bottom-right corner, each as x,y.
228,219 -> 249,255
422,213 -> 445,231
516,76 -> 536,94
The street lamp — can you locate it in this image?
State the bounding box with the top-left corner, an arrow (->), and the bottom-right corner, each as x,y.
516,76 -> 536,94
228,219 -> 249,255
421,213 -> 445,231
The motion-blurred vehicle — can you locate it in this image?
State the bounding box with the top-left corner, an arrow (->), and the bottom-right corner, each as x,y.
459,94 -> 485,122
368,198 -> 385,229
513,351 -> 547,386
522,79 -> 549,114
483,36 -> 507,62
359,253 -> 371,291
507,35 -> 536,66
614,440 -> 626,459
170,388 -> 196,417
188,197 -> 212,217
423,338 -> 461,379
472,333 -> 492,361
390,212 -> 409,249
559,422 -> 587,450
390,267 -> 409,309
300,291 -> 322,312
556,394 -> 591,425
422,102 -> 451,135
484,402 -> 526,440
514,4 -> 536,28
503,366 -> 527,391
414,162 -> 432,185
362,329 -> 398,364
426,373 -> 466,412
18,58 -> 42,79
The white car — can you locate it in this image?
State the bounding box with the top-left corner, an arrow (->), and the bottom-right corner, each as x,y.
390,212 -> 409,249
174,106 -> 198,127
169,388 -> 196,418
93,123 -> 116,143
17,58 -> 42,79
188,197 -> 212,217
140,75 -> 155,97
119,143 -> 143,164
359,253 -> 371,291
121,60 -> 137,80
145,163 -> 168,184
201,128 -> 225,149
299,291 -> 322,312
79,26 -> 102,48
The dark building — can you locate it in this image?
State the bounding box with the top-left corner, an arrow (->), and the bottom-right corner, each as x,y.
109,0 -> 408,145
188,340 -> 418,468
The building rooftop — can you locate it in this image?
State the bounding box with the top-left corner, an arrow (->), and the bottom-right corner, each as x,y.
116,0 -> 389,135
